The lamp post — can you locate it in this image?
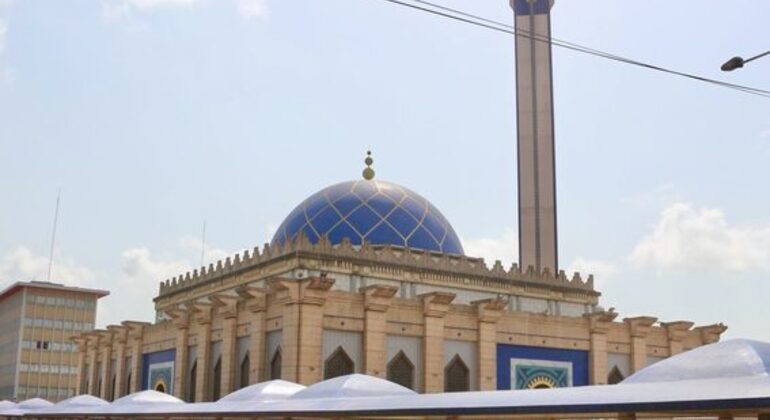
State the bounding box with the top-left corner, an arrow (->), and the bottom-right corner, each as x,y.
721,50 -> 770,71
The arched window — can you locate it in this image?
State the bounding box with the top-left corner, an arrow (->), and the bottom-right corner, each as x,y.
607,366 -> 625,385
240,355 -> 250,389
444,355 -> 470,392
387,351 -> 414,390
188,361 -> 197,402
324,346 -> 354,380
270,348 -> 282,380
212,357 -> 222,401
155,382 -> 165,393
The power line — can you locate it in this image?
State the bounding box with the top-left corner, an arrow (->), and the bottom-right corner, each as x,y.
379,0 -> 770,99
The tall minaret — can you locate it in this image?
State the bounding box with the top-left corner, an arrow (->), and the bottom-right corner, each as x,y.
510,0 -> 558,273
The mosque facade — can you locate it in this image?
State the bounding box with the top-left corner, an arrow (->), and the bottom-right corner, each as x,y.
72,0 -> 726,404
72,168 -> 726,402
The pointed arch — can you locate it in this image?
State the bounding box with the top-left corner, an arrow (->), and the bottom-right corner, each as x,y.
212,357 -> 222,401
607,365 -> 625,385
324,346 -> 354,380
239,354 -> 250,389
444,354 -> 470,392
387,350 -> 414,390
270,347 -> 282,380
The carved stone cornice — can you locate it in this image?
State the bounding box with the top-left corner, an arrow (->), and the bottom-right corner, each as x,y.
693,323 -> 728,344
236,286 -> 268,313
623,316 -> 658,338
472,297 -> 507,323
107,325 -> 128,343
122,321 -> 150,341
585,310 -> 618,334
273,277 -> 335,306
97,330 -> 115,348
210,294 -> 240,319
420,291 -> 456,317
165,307 -> 191,329
190,302 -> 213,325
157,233 -> 598,301
661,321 -> 695,342
360,284 -> 398,312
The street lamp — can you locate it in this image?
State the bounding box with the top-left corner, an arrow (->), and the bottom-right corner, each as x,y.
721,50 -> 770,71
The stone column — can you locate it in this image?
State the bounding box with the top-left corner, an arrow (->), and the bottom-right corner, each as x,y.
473,298 -> 506,391
420,292 -> 455,393
108,325 -> 128,399
585,310 -> 617,385
72,338 -> 88,395
275,277 -> 334,385
98,330 -> 114,399
361,285 -> 398,378
167,308 -> 190,400
211,295 -> 239,395
662,321 -> 694,356
192,303 -> 213,402
86,334 -> 99,396
124,321 -> 149,393
237,286 -> 268,383
623,316 -> 657,373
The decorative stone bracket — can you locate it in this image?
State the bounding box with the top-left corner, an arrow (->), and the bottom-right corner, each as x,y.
420,291 -> 456,317
694,323 -> 728,344
623,316 -> 658,338
272,276 -> 335,306
472,297 -> 508,323
360,284 -> 398,312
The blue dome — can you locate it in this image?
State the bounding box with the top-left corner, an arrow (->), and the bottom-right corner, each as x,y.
272,180 -> 464,255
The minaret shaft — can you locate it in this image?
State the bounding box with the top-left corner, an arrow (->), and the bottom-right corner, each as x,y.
511,0 -> 558,273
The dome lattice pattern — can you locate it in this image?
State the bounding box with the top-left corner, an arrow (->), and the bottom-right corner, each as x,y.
272,180 -> 464,255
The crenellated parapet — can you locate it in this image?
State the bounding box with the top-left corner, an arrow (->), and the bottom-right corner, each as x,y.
157,232 -> 598,299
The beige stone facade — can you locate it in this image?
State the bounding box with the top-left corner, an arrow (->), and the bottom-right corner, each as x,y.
0,281 -> 108,402
73,235 -> 726,402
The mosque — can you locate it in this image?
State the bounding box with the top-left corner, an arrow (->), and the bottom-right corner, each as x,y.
71,0 -> 726,404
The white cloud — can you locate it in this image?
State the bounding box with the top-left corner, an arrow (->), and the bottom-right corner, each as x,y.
0,246 -> 97,287
101,0 -> 202,19
623,183 -> 680,208
234,0 -> 268,20
630,202 -> 770,274
462,227 -> 518,268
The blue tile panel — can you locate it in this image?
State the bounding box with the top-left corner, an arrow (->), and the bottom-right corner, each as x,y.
496,344 -> 589,390
141,350 -> 175,391
272,180 -> 464,255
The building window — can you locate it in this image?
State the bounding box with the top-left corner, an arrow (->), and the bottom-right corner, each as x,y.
387,351 -> 414,390
324,346 -> 354,380
444,355 -> 470,392
607,366 -> 625,385
270,348 -> 282,380
125,372 -> 131,394
188,361 -> 197,402
212,357 -> 222,401
239,355 -> 250,389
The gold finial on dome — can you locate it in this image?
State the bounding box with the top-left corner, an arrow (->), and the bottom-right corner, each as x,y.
362,150 -> 375,180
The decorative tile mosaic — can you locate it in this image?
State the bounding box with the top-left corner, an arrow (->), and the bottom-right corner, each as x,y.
272,180 -> 464,254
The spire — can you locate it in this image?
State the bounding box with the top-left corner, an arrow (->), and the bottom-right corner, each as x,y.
362,150 -> 375,180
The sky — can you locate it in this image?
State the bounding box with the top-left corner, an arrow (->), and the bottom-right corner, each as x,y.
1,0 -> 769,341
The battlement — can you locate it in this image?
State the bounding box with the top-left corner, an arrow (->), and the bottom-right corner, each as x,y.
157,232 -> 596,297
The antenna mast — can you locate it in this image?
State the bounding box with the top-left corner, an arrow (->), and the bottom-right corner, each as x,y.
47,190 -> 61,282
